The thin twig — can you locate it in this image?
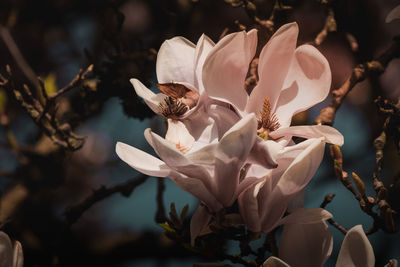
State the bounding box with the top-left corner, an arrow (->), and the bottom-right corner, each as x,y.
315,36 -> 400,125
313,8 -> 336,46
0,25 -> 41,95
64,175 -> 148,226
319,194 -> 348,235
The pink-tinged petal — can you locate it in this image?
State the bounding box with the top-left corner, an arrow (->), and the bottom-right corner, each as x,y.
259,138 -> 325,232
194,34 -> 215,93
336,225 -> 375,267
246,164 -> 272,179
270,125 -> 344,146
258,183 -> 288,233
275,138 -> 325,196
386,5 -> 400,23
184,108 -> 219,145
156,36 -> 196,85
275,44 -> 331,127
115,142 -> 171,177
144,129 -> 213,189
238,179 -> 265,232
247,138 -> 280,168
262,257 -> 291,267
170,172 -> 222,212
236,176 -> 258,196
208,104 -> 240,139
278,208 -> 333,226
280,221 -> 333,267
214,114 -> 257,206
130,79 -> 166,114
165,119 -> 195,153
186,143 -> 218,165
190,205 -> 212,246
217,113 -> 257,158
246,23 -> 299,115
12,241 -> 23,267
0,231 -> 13,267
203,30 -> 257,112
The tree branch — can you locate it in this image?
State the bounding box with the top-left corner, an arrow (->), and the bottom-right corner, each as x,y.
315,36 -> 400,125
64,174 -> 148,226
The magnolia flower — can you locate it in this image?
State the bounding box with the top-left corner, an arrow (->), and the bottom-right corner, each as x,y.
203,21 -> 342,156
195,22 -> 343,232
131,30 -> 278,168
0,231 -> 23,267
238,137 -> 334,233
131,32 -> 247,153
116,114 -> 267,242
263,223 -> 398,267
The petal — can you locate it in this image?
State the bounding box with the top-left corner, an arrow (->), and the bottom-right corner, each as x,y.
130,79 -> 166,114
277,208 -> 333,226
144,129 -> 213,188
203,30 -> 257,112
208,104 -> 240,139
186,143 -> 218,165
246,23 -> 298,115
12,241 -> 23,267
190,204 -> 212,246
156,36 -> 196,85
262,257 -> 291,267
194,34 -> 215,93
336,225 -> 375,267
275,138 -> 325,196
217,113 -> 257,159
184,107 -> 219,145
275,44 -> 331,127
165,119 -> 195,153
170,172 -> 222,212
0,231 -> 13,267
259,138 -> 325,232
270,125 -> 344,146
115,142 -> 171,177
386,5 -> 400,23
213,114 -> 257,206
247,138 -> 280,168
238,179 -> 265,232
280,221 -> 333,267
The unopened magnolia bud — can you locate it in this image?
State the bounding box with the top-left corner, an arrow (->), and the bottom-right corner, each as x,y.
352,172 -> 366,196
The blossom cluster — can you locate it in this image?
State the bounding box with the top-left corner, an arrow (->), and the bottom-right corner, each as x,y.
116,22 -> 350,265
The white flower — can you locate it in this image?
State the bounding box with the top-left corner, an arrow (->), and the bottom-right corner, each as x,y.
263,222 -> 398,267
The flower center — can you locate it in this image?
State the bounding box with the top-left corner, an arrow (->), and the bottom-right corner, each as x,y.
257,97 -> 280,140
159,97 -> 188,120
158,83 -> 200,109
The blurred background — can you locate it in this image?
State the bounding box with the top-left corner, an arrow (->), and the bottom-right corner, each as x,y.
0,0 -> 399,266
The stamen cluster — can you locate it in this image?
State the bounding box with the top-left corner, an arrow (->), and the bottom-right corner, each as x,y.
159,96 -> 188,120
257,97 -> 280,139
